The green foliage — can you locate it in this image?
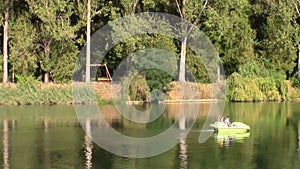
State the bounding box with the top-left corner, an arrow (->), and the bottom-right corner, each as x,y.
1,0 -> 300,105
73,86 -> 97,103
227,63 -> 290,101
145,69 -> 173,91
256,78 -> 281,101
15,74 -> 40,87
0,83 -> 119,105
186,53 -> 210,83
238,60 -> 269,78
150,89 -> 165,102
50,40 -> 78,83
9,14 -> 37,76
23,0 -> 81,82
290,87 -> 300,99
204,0 -> 256,76
252,0 -> 298,77
0,84 -> 73,105
129,74 -> 150,101
0,55 -> 2,82
291,72 -> 300,88
227,73 -> 264,101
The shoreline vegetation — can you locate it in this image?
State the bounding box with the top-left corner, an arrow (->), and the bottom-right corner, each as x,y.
0,80 -> 300,106
2,1 -> 300,107
1,62 -> 300,105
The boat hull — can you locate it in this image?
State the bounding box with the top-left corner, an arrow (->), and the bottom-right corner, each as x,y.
210,122 -> 250,134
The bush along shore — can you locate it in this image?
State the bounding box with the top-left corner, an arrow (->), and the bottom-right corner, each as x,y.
0,81 -> 299,105
226,61 -> 300,102
1,81 -> 300,105
0,83 -> 116,105
0,83 -> 72,105
0,76 -> 113,105
1,68 -> 300,105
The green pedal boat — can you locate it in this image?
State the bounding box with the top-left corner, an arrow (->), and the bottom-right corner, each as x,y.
210,122 -> 251,134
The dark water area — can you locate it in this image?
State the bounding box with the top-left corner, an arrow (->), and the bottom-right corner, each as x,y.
0,102 -> 299,169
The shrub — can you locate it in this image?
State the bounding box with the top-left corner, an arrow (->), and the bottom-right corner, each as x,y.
150,89 -> 165,102
15,74 -> 40,87
291,72 -> 300,88
129,74 -> 150,101
238,60 -> 269,78
227,73 -> 264,101
227,72 -> 287,101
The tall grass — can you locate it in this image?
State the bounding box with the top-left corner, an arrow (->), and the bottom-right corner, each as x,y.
0,81 -> 117,105
227,73 -> 290,102
0,84 -> 73,105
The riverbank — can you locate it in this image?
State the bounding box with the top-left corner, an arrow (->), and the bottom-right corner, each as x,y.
0,82 -> 121,105
0,82 -> 300,105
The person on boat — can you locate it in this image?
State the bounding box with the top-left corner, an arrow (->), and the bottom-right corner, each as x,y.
224,116 -> 231,127
219,116 -> 224,123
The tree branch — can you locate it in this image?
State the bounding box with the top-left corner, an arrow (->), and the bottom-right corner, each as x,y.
175,0 -> 183,18
95,9 -> 103,15
132,0 -> 139,13
192,0 -> 208,25
292,0 -> 300,17
60,16 -> 64,29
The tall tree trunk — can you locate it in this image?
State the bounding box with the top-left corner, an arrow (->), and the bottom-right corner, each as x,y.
85,0 -> 91,83
217,64 -> 221,82
44,47 -> 50,83
175,0 -> 208,83
178,36 -> 187,82
2,1 -> 10,83
44,72 -> 49,83
298,45 -> 300,73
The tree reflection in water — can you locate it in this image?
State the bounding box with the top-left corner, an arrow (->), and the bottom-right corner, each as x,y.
179,137 -> 188,169
85,119 -> 93,169
2,119 -> 9,169
298,122 -> 300,152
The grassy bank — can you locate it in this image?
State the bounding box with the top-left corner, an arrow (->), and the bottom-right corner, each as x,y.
0,80 -> 299,105
0,83 -> 113,105
0,82 -> 221,105
290,87 -> 300,100
0,83 -> 73,105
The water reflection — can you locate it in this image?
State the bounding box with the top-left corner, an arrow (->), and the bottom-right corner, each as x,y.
298,122 -> 300,152
2,119 -> 9,169
85,119 -> 93,169
179,137 -> 188,169
43,119 -> 50,169
0,103 -> 299,169
215,133 -> 250,148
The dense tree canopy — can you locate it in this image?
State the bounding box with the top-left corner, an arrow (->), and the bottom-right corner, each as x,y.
1,0 -> 300,85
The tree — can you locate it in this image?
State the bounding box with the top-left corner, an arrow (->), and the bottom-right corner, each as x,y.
9,14 -> 37,77
204,0 -> 256,76
81,0 -> 115,82
292,0 -> 300,73
252,0 -> 298,77
86,0 -> 91,82
174,0 -> 208,82
108,14 -> 178,91
0,0 -> 3,82
25,0 -> 79,83
1,0 -> 12,83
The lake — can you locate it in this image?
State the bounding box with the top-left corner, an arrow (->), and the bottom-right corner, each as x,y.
0,102 -> 300,169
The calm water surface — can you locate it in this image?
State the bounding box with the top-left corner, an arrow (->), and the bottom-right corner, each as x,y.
0,102 -> 300,169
